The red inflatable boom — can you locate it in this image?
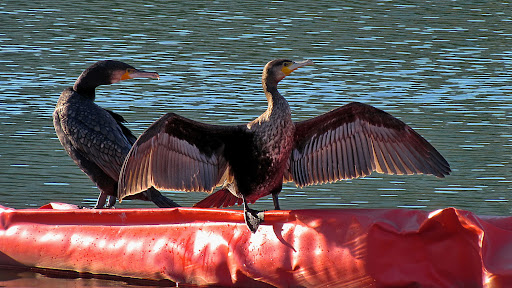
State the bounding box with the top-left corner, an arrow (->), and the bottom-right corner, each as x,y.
1,203 -> 511,287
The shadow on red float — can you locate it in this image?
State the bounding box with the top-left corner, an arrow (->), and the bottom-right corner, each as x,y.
1,203 -> 511,287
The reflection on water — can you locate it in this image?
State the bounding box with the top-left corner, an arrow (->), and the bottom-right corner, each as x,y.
1,3 -> 511,211
0,0 -> 511,286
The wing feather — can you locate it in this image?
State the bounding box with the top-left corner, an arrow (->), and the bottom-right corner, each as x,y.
355,127 -> 371,176
118,113 -> 240,199
289,102 -> 451,186
335,133 -> 344,180
322,132 -> 330,182
328,131 -> 335,181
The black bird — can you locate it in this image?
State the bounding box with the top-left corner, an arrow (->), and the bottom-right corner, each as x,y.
53,60 -> 179,208
118,59 -> 450,232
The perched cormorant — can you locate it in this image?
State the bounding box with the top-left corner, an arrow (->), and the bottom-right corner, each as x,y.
53,60 -> 179,208
118,59 -> 451,232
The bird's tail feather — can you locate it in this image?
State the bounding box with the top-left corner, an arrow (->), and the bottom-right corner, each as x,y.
194,189 -> 243,208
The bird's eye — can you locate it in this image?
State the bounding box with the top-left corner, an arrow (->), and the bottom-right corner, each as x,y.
126,68 -> 135,74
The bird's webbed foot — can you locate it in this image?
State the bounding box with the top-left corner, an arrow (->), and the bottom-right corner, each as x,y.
243,200 -> 265,233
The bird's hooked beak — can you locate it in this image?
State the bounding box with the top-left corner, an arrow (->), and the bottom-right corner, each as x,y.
282,59 -> 314,76
120,68 -> 160,81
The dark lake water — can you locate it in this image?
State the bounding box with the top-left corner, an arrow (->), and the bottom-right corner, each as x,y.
1,0 -> 511,286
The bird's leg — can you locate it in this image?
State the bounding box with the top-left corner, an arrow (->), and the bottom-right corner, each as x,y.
105,195 -> 116,208
270,185 -> 283,210
272,193 -> 281,210
93,192 -> 108,209
93,192 -> 116,209
144,186 -> 181,208
243,196 -> 264,233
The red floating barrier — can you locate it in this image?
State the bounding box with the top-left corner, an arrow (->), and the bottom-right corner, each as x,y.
1,204 -> 511,287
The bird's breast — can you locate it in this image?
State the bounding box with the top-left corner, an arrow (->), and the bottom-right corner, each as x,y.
251,116 -> 294,188
251,115 -> 294,160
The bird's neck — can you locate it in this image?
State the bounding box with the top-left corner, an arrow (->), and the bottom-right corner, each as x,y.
262,77 -> 289,116
73,85 -> 96,101
73,73 -> 103,101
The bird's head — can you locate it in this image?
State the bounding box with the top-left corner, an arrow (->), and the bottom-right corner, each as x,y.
107,61 -> 160,83
262,59 -> 314,84
73,60 -> 159,96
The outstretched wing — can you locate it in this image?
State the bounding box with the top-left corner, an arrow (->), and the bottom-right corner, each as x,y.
118,112 -> 238,200
289,102 -> 451,187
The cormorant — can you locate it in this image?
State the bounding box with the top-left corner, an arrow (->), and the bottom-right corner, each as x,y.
53,60 -> 179,208
118,59 -> 450,232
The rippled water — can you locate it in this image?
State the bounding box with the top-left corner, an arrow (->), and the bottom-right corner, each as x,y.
1,0 -> 511,284
1,0 -> 511,212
